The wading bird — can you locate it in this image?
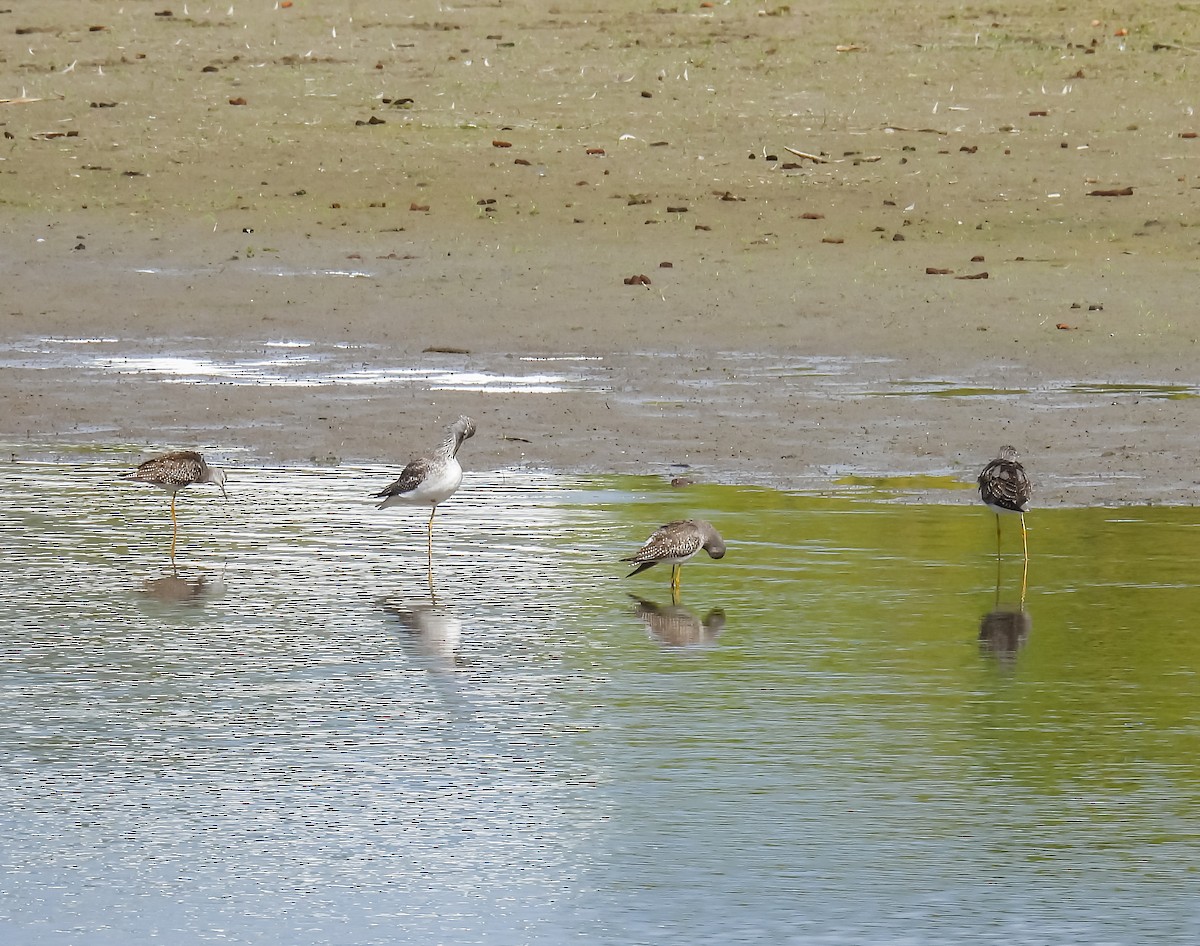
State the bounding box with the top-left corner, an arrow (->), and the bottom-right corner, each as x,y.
978,445 -> 1031,562
623,518 -> 726,600
374,415 -> 476,594
123,451 -> 228,568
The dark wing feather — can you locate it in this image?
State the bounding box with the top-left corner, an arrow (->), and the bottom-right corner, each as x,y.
374,456 -> 432,499
622,520 -> 703,564
125,450 -> 205,486
978,458 -> 1031,512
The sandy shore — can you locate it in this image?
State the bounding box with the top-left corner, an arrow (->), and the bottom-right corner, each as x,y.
1,1 -> 1198,503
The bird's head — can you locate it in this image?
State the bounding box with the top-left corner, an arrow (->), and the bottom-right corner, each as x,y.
696,520 -> 726,560
451,416 -> 476,454
209,467 -> 229,500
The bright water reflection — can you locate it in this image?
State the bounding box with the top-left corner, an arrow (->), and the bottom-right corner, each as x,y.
1,462 -> 1198,945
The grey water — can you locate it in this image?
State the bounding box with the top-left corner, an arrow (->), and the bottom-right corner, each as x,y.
2,460 -> 1199,945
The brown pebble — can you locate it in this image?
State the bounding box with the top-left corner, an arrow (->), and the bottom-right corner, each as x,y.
586,147 -> 606,155
1056,323 -> 1076,330
926,267 -> 953,275
641,91 -> 653,98
228,97 -> 247,106
801,212 -> 825,220
492,140 -> 512,148
1087,186 -> 1134,197
514,158 -> 531,166
971,255 -> 985,262
666,206 -> 688,213
670,477 -> 695,488
1181,132 -> 1198,139
659,261 -> 673,268
1029,110 -> 1049,116
955,272 -> 989,280
623,274 -> 652,285
409,203 -> 430,212
821,237 -> 844,244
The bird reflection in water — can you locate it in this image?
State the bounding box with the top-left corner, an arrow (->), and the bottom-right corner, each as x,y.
979,608 -> 1032,660
380,599 -> 463,670
979,556 -> 1031,661
630,595 -> 726,649
140,572 -> 213,605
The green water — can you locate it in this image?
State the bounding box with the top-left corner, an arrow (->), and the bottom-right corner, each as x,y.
1,462 -> 1198,945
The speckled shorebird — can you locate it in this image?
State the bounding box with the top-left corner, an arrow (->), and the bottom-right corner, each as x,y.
623,519 -> 726,598
374,415 -> 476,591
978,445 -> 1031,561
123,451 -> 228,566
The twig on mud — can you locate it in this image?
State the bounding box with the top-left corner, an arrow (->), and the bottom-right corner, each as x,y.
1152,41 -> 1200,54
882,125 -> 949,135
782,147 -> 829,163
0,94 -> 65,106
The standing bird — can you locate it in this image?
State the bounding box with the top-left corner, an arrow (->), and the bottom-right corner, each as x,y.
373,415 -> 476,593
123,451 -> 228,568
978,445 -> 1031,562
623,519 -> 726,599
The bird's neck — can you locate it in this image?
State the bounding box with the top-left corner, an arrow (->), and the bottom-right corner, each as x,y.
439,432 -> 461,460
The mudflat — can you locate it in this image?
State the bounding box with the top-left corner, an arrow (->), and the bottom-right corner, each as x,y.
1,1 -> 1197,503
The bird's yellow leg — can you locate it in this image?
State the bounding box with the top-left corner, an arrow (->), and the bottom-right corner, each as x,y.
169,492 -> 179,566
670,564 -> 681,594
1019,512 -> 1028,563
427,506 -> 436,597
995,514 -> 1002,559
994,553 -> 1002,609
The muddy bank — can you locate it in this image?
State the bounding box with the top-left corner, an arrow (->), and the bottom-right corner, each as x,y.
1,1 -> 1198,503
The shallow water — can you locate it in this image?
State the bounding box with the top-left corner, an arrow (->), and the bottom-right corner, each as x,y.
2,460 -> 1198,945
5,335 -> 1199,403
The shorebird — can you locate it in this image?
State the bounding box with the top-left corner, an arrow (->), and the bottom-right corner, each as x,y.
373,415 -> 476,591
123,451 -> 228,566
623,519 -> 726,599
978,445 -> 1031,562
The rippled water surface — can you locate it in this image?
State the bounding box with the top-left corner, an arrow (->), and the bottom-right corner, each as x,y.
2,459 -> 1199,945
